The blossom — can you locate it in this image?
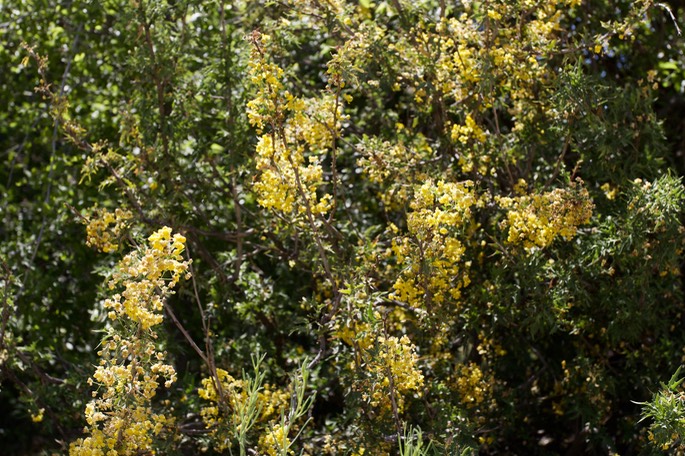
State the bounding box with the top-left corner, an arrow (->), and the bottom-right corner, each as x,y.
247,32 -> 338,219
85,207 -> 133,253
390,180 -> 478,310
198,368 -> 290,452
259,423 -> 291,456
365,334 -> 424,412
498,182 -> 594,250
70,227 -> 189,455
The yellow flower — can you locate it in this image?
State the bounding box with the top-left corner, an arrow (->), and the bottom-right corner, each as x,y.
260,424 -> 290,456
85,207 -> 133,253
499,183 -> 594,250
31,408 -> 44,423
71,227 -> 188,456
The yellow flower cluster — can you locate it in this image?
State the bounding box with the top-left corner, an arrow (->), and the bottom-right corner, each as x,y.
104,226 -> 189,330
451,114 -> 486,145
198,368 -> 290,452
334,319 -> 374,351
376,0 -> 576,170
197,369 -> 239,444
85,207 -> 133,253
391,180 -> 478,310
498,182 -> 594,250
355,131 -> 436,209
70,227 -> 189,456
247,32 -> 338,217
31,408 -> 44,423
364,335 -> 424,412
454,363 -> 490,408
252,133 -> 331,215
356,134 -> 433,184
259,423 -> 291,456
601,182 -> 618,200
450,114 -> 489,174
71,403 -> 173,456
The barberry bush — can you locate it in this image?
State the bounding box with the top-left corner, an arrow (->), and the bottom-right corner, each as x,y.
3,0 -> 685,454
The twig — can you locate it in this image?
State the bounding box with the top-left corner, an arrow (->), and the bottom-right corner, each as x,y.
17,24 -> 82,302
164,303 -> 208,365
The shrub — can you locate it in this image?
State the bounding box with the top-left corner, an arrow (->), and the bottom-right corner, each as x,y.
2,0 -> 685,454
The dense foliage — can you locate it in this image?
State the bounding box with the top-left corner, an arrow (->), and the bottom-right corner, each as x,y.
3,0 -> 685,454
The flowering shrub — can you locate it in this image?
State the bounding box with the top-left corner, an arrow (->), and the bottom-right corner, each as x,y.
3,0 -> 685,454
70,226 -> 189,455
